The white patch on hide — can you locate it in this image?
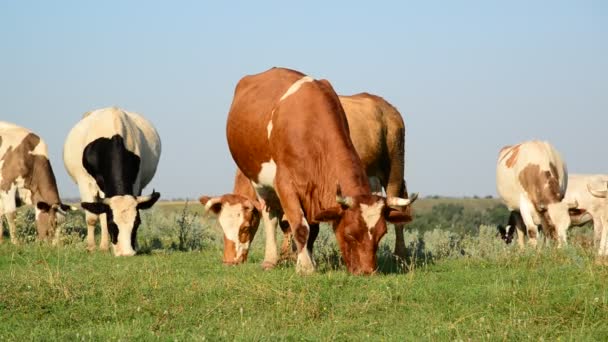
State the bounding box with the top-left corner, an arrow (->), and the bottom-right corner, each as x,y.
257,160 -> 277,187
360,201 -> 384,232
218,202 -> 244,244
29,142 -> 48,157
107,196 -> 138,256
279,76 -> 314,102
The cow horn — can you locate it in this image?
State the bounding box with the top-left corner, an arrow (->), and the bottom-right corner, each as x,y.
335,183 -> 354,208
387,193 -> 419,207
53,204 -> 67,216
567,200 -> 579,209
587,183 -> 608,198
336,195 -> 354,208
137,190 -> 161,204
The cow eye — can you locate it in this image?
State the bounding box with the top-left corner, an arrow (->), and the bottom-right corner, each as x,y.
344,233 -> 356,242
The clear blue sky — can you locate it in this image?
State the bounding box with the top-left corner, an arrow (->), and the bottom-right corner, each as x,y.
1,1 -> 606,199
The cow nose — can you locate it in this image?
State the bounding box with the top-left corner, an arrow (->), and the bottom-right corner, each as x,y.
114,250 -> 136,257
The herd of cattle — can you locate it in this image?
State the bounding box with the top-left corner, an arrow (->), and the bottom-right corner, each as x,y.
1,67 -> 607,274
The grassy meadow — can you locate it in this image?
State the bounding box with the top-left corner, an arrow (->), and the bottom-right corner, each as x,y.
1,198 -> 607,340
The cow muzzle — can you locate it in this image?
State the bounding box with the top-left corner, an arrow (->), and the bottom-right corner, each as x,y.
112,243 -> 136,257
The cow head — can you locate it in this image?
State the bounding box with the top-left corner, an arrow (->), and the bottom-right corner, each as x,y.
35,202 -> 76,240
537,200 -> 577,241
314,185 -> 418,275
81,191 -> 160,256
199,194 -> 262,265
497,224 -> 516,244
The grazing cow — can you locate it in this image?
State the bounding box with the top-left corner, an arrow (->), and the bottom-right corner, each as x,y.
562,174 -> 608,262
225,67 -> 416,275
496,140 -> 576,248
63,107 -> 161,256
201,92 -> 414,265
0,122 -> 73,243
200,170 -> 263,264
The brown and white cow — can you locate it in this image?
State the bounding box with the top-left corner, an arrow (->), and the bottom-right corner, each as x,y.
225,67 -> 415,275
562,174 -> 608,262
0,122 -> 73,243
496,140 -> 576,248
201,92 -> 415,265
199,170 -> 263,264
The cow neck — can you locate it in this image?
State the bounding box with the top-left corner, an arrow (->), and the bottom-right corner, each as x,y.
316,138 -> 371,211
29,157 -> 61,206
101,172 -> 135,197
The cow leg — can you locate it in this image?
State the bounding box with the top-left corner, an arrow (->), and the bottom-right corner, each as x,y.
307,223 -> 320,256
261,206 -> 280,269
0,214 -> 4,243
593,218 -> 602,248
0,190 -> 18,244
99,213 -> 110,251
279,221 -> 295,261
275,174 -> 314,274
394,225 -> 406,259
519,199 -> 541,248
597,219 -> 608,264
85,211 -> 98,251
5,211 -> 18,245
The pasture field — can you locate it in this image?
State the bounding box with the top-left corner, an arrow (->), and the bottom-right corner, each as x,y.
1,199 -> 607,340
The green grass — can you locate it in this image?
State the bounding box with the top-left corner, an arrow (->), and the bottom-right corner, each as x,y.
1,244 -> 607,340
1,201 -> 607,340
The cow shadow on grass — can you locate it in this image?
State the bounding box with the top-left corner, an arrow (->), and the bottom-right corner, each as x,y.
310,236 -> 437,275
376,239 -> 436,275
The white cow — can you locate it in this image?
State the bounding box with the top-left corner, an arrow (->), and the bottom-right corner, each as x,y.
563,174 -> 608,262
496,140 -> 576,248
63,107 -> 161,256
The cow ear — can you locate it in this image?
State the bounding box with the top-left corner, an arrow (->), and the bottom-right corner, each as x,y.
81,202 -> 109,215
315,206 -> 343,222
37,201 -> 52,212
384,208 -> 412,224
199,196 -> 223,215
250,199 -> 263,212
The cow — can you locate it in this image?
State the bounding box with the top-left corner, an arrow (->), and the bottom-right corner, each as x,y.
63,107 -> 161,256
0,122 -> 73,243
225,67 -> 416,275
561,174 -> 608,263
496,140 -> 577,248
201,92 -> 414,265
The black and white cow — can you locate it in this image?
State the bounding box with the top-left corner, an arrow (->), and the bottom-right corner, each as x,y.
63,107 -> 161,256
0,121 -> 73,243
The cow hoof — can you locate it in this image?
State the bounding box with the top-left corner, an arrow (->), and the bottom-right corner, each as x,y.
99,245 -> 110,252
86,245 -> 96,252
262,261 -> 277,270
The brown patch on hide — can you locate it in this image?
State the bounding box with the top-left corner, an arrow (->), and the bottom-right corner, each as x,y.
500,144 -> 521,168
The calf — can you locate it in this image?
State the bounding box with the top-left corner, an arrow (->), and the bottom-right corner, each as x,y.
63,107 -> 161,256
